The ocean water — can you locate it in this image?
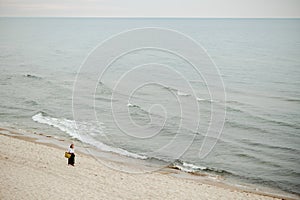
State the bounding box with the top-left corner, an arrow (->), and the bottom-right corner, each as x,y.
0,18 -> 299,195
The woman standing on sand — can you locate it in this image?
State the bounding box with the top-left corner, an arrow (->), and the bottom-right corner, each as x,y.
68,144 -> 75,166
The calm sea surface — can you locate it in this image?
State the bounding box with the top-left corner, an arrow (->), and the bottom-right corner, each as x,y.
0,18 -> 299,195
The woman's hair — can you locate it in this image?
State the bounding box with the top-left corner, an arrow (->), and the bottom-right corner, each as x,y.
70,144 -> 74,148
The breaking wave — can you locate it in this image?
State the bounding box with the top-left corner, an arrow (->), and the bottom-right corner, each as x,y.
32,112 -> 147,160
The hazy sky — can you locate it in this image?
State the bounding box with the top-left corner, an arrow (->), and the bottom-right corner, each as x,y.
0,0 -> 299,18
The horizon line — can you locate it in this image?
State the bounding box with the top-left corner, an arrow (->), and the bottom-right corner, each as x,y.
0,16 -> 299,19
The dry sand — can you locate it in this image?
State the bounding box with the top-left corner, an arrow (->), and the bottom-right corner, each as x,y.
0,133 -> 293,200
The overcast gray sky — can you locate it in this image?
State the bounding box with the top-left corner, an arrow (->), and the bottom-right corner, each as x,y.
0,0 -> 299,18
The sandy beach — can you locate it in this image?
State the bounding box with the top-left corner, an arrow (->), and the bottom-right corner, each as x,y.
0,131 -> 294,200
1,2 -> 300,199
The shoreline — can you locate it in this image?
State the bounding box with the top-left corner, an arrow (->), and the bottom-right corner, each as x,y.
0,127 -> 298,200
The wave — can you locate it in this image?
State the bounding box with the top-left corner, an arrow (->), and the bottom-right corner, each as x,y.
267,95 -> 300,103
161,85 -> 178,92
23,74 -> 42,79
254,114 -> 300,130
24,100 -> 38,106
226,120 -> 270,134
0,104 -> 34,112
127,103 -> 141,108
161,85 -> 190,96
285,98 -> 300,103
96,81 -> 113,95
170,160 -> 232,175
161,85 -> 219,102
226,104 -> 300,130
95,97 -> 117,102
127,102 -> 165,119
170,159 -> 299,195
258,116 -> 300,130
32,112 -> 147,160
234,152 -> 284,168
163,86 -> 217,102
226,100 -> 249,106
240,139 -> 300,154
226,105 -> 247,114
196,97 -> 218,103
126,103 -> 149,116
31,113 -> 231,175
171,161 -> 207,173
177,91 -> 191,96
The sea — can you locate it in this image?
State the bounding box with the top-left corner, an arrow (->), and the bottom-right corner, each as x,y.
0,18 -> 299,196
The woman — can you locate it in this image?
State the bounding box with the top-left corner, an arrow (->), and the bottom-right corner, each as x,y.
67,144 -> 75,166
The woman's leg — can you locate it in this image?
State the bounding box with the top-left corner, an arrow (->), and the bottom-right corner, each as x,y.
70,154 -> 75,166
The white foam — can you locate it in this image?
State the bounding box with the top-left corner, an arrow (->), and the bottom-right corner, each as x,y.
177,91 -> 190,96
196,97 -> 205,101
173,161 -> 207,173
182,161 -> 207,171
175,165 -> 193,172
127,103 -> 140,108
127,103 -> 133,107
196,97 -> 218,103
32,113 -> 147,160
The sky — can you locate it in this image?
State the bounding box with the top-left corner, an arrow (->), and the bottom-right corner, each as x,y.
0,0 -> 299,18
